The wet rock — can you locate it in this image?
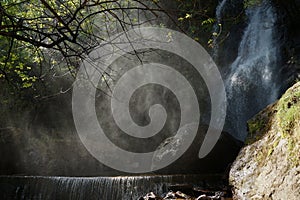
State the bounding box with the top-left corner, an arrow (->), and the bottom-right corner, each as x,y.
140,192 -> 162,200
163,191 -> 191,199
154,124 -> 243,174
195,191 -> 228,200
196,195 -> 216,200
140,188 -> 232,200
164,191 -> 192,199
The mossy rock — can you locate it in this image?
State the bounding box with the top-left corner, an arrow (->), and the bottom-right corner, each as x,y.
230,82 -> 300,199
245,81 -> 300,165
246,103 -> 277,145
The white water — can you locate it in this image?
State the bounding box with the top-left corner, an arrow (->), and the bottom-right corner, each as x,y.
0,174 -> 223,200
226,1 -> 280,141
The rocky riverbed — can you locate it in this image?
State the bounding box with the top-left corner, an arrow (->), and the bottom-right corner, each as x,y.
139,183 -> 233,200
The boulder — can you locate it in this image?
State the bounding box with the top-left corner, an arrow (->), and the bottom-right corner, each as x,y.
229,82 -> 300,199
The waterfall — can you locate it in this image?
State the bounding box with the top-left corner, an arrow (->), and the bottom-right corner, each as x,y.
0,174 -> 224,200
225,0 -> 280,141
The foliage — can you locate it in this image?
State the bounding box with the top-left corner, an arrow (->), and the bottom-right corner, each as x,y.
0,35 -> 38,89
174,0 -> 217,43
243,0 -> 263,8
174,0 -> 244,50
0,0 -> 244,98
0,0 -> 163,93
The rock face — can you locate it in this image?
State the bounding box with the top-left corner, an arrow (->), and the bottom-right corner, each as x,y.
275,0 -> 300,91
229,82 -> 300,200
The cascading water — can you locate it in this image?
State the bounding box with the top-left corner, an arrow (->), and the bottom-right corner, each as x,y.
225,0 -> 280,141
0,174 -> 224,200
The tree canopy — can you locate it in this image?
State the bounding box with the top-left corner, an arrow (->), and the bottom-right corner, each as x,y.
0,0 -> 166,91
0,0 -> 224,99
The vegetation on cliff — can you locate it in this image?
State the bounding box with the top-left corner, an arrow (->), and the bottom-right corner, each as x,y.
247,81 -> 300,166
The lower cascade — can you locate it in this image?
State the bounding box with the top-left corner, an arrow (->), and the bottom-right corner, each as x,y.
0,174 -> 226,200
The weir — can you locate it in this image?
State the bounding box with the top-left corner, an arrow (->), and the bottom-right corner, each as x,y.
0,174 -> 225,200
